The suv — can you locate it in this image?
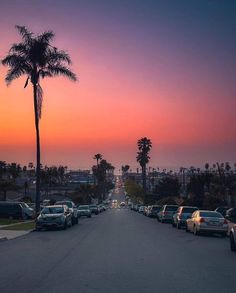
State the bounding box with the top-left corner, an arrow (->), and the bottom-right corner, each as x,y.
0,201 -> 25,220
230,224 -> 236,251
173,206 -> 198,229
55,201 -> 79,224
36,205 -> 72,230
158,205 -> 178,223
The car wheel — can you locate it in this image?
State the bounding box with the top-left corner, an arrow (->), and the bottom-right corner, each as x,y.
230,234 -> 236,251
172,222 -> 176,228
36,227 -> 41,231
221,232 -> 227,238
193,225 -> 199,236
185,226 -> 189,233
157,217 -> 160,222
177,223 -> 181,230
75,217 -> 79,224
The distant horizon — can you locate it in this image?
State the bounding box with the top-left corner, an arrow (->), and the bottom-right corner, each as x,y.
1,1 -> 235,170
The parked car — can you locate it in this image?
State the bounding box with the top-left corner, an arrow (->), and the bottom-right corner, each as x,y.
55,201 -> 79,224
147,205 -> 162,218
172,206 -> 198,229
158,205 -> 178,223
17,202 -> 35,219
0,201 -> 25,220
138,206 -> 145,213
144,206 -> 151,216
89,204 -> 99,215
224,207 -> 236,235
36,205 -> 72,230
186,210 -> 228,236
78,205 -> 92,218
120,202 -> 126,207
215,207 -> 230,217
229,224 -> 236,251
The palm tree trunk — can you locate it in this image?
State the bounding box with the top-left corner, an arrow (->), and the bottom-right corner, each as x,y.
142,165 -> 147,195
33,83 -> 41,216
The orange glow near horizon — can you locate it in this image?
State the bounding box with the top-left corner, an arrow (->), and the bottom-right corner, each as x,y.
0,1 -> 236,169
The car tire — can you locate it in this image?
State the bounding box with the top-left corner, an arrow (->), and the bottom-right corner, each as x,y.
230,233 -> 236,251
221,232 -> 227,238
75,217 -> 79,224
36,227 -> 41,231
185,226 -> 189,233
177,223 -> 181,230
172,222 -> 176,228
193,225 -> 199,236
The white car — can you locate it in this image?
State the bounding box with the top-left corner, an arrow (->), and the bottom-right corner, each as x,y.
186,210 -> 228,237
229,224 -> 236,251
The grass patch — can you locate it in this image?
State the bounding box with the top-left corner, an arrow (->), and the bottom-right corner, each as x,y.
0,221 -> 35,231
0,218 -> 23,225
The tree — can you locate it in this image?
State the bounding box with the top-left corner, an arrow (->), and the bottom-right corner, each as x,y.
136,137 -> 152,195
93,154 -> 103,167
2,25 -> 77,215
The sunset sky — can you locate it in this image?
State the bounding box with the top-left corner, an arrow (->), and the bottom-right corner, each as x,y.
0,0 -> 235,171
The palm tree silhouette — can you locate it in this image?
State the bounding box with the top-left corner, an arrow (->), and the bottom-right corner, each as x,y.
136,137 -> 152,195
93,154 -> 103,167
1,25 -> 77,215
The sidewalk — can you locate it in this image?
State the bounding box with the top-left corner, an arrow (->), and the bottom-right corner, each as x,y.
0,230 -> 32,241
0,221 -> 35,241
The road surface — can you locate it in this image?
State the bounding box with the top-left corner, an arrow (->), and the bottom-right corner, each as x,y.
0,188 -> 235,293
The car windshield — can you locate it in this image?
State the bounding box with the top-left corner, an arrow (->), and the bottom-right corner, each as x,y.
57,202 -> 73,208
166,206 -> 178,211
182,207 -> 198,213
21,203 -> 30,208
41,207 -> 64,214
200,212 -> 223,218
90,205 -> 97,208
79,205 -> 89,210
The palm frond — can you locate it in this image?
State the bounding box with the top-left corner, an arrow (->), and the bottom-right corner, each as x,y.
38,31 -> 55,44
15,25 -> 33,44
5,66 -> 26,85
47,65 -> 77,81
47,50 -> 72,65
10,43 -> 28,55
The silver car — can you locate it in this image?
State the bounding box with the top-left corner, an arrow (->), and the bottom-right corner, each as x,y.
158,205 -> 178,223
36,205 -> 72,230
172,206 -> 198,229
56,200 -> 79,224
78,205 -> 92,218
186,210 -> 228,236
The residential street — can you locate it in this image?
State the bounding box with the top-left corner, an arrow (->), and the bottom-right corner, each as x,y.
0,188 -> 235,293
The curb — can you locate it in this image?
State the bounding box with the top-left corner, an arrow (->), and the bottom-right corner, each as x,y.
0,237 -> 7,242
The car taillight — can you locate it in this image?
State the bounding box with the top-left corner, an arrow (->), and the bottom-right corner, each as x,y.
199,217 -> 205,223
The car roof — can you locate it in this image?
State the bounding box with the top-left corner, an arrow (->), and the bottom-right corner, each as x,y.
43,205 -> 65,208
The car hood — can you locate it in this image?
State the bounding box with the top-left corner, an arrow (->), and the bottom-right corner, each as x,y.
39,213 -> 63,219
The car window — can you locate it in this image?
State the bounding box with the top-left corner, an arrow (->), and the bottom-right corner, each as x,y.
42,207 -> 64,214
200,211 -> 223,218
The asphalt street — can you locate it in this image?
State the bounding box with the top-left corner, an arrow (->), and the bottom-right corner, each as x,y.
0,188 -> 235,293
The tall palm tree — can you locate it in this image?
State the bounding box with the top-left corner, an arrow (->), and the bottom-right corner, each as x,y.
93,153 -> 103,167
136,137 -> 152,195
1,25 -> 77,215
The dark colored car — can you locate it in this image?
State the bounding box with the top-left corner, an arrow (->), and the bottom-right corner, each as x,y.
89,204 -> 99,215
215,207 -> 230,217
230,224 -> 236,252
148,205 -> 162,218
36,205 -> 72,230
0,201 -> 25,220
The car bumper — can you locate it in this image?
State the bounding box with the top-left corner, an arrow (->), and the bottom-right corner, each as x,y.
36,222 -> 64,229
198,225 -> 228,233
